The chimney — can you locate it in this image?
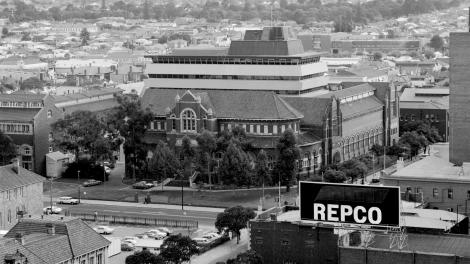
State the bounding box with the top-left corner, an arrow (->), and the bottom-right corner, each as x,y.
46,224 -> 55,235
14,233 -> 24,245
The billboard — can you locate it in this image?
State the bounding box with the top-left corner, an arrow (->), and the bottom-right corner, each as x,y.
300,182 -> 400,227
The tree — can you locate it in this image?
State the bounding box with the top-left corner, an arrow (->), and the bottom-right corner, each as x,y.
52,111 -> 115,161
20,77 -> 43,90
1,27 -> 7,37
159,234 -> 199,264
424,50 -> 434,59
373,52 -> 383,61
181,135 -> 195,178
255,150 -> 271,186
126,249 -> 164,264
227,250 -> 263,264
429,34 -> 444,51
219,142 -> 252,186
196,130 -> 217,184
107,94 -> 153,179
80,28 -> 90,46
149,141 -> 180,183
338,159 -> 368,182
0,131 -> 17,165
274,129 -> 300,192
400,120 -> 442,143
323,169 -> 347,183
215,206 -> 256,244
399,131 -> 428,156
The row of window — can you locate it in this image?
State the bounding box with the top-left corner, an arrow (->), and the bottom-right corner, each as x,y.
429,188 -> 470,200
3,187 -> 25,201
0,123 -> 32,134
400,114 -> 440,122
220,123 -> 299,135
0,101 -> 43,108
151,56 -> 321,65
339,91 -> 374,104
0,205 -> 26,227
342,132 -> 382,157
148,72 -> 325,81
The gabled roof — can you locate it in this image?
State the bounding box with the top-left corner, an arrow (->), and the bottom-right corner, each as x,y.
0,91 -> 45,102
0,108 -> 40,122
0,164 -> 45,192
280,96 -> 331,126
6,215 -> 110,258
340,96 -> 383,119
0,238 -> 47,264
141,88 -> 303,120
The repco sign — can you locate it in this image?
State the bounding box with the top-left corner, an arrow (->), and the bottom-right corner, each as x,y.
300,182 -> 400,227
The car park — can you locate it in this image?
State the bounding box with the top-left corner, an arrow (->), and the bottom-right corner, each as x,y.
93,226 -> 114,235
57,196 -> 79,205
82,179 -> 102,187
43,206 -> 62,214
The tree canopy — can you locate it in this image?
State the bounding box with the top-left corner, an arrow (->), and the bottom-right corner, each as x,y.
274,129 -> 300,192
429,35 -> 444,51
215,206 -> 256,244
255,150 -> 271,186
0,131 -> 17,166
323,169 -> 347,183
125,249 -> 164,264
400,120 -> 442,143
219,142 -> 252,187
399,131 -> 428,156
159,234 -> 199,264
149,141 -> 181,182
227,250 -> 264,264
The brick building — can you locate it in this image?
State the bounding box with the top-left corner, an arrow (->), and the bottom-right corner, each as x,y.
400,88 -> 449,141
0,164 -> 44,230
0,91 -> 62,174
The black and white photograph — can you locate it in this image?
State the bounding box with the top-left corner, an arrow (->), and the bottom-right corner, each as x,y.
0,0 -> 468,263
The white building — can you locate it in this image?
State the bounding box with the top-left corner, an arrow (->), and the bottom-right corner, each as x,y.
144,27 -> 329,96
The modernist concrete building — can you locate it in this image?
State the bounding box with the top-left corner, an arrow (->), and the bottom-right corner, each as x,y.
0,164 -> 44,230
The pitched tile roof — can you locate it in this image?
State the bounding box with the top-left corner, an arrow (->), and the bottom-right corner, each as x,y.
23,234 -> 72,264
60,98 -> 119,115
5,215 -> 110,260
340,96 -> 384,119
0,164 -> 45,192
0,238 -> 47,264
141,88 -> 303,120
280,96 -> 331,126
0,108 -> 40,122
0,91 -> 45,102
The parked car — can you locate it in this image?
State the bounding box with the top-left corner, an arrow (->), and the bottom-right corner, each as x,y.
121,242 -> 134,251
135,233 -> 149,239
103,161 -> 115,169
57,196 -> 79,205
122,236 -> 138,245
43,206 -> 62,214
371,178 -> 380,183
133,181 -> 153,189
93,226 -> 114,235
82,179 -> 102,187
202,232 -> 221,241
154,227 -> 172,235
145,229 -> 167,239
193,237 -> 211,245
104,166 -> 112,175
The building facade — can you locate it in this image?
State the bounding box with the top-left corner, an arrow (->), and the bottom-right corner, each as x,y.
0,164 -> 44,230
0,92 -> 62,174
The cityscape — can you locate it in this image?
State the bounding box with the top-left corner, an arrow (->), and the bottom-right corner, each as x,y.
0,0 -> 469,263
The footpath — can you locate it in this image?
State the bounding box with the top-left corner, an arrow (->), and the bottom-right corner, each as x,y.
42,196 -> 225,213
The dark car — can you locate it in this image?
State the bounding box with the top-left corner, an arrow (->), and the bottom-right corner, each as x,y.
121,242 -> 134,251
82,179 -> 102,187
132,181 -> 153,189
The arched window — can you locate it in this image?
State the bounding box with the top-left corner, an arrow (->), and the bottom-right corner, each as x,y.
303,152 -> 310,168
180,109 -> 197,133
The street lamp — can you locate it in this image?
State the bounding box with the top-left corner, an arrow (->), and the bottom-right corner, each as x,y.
77,170 -> 81,203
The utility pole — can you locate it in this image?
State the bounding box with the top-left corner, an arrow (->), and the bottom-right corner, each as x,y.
49,177 -> 53,211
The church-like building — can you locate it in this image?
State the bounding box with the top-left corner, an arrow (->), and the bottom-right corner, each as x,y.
141,27 -> 399,174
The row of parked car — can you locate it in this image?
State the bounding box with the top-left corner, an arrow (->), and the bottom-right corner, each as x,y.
120,227 -> 173,251
193,232 -> 224,245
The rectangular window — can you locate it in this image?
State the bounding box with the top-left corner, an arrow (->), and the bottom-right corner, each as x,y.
150,122 -> 154,130
242,124 -> 246,131
281,125 -> 285,133
157,122 -> 161,130
97,254 -> 102,264
264,125 -> 268,134
273,125 -> 278,134
433,188 -> 439,198
448,189 -> 453,199
227,123 -> 232,131
250,125 -> 254,133
49,146 -> 53,153
90,257 -> 94,264
256,125 -> 260,134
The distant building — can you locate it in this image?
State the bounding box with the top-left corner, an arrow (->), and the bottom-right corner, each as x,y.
0,91 -> 62,174
0,164 -> 44,230
0,215 -> 110,264
400,87 -> 449,141
395,61 -> 437,76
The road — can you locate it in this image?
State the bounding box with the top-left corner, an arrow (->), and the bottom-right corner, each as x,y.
44,200 -> 221,227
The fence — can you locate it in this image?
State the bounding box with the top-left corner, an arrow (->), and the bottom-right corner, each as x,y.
67,211 -> 198,229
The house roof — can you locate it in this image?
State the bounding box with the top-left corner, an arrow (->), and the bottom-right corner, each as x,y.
318,83 -> 376,99
0,108 -> 40,122
0,91 -> 45,102
340,96 -> 384,119
60,98 -> 119,115
0,238 -> 47,264
5,215 -> 110,258
0,164 -> 45,192
141,88 -> 303,121
23,234 -> 72,264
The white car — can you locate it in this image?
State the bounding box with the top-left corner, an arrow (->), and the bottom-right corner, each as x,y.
193,237 -> 211,245
104,166 -> 112,175
146,229 -> 167,239
43,206 -> 62,214
155,227 -> 172,235
122,236 -> 138,245
58,196 -> 79,205
93,226 -> 114,235
202,232 -> 221,241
